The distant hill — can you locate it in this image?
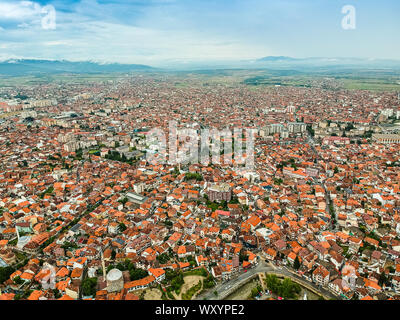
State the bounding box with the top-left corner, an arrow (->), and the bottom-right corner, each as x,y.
0,59 -> 155,76
257,56 -> 299,62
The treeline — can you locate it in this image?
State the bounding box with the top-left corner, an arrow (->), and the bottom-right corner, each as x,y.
105,151 -> 135,165
184,173 -> 203,181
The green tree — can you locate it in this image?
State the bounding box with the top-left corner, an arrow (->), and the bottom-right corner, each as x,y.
118,223 -> 127,232
0,266 -> 16,284
293,256 -> 301,270
82,277 -> 98,297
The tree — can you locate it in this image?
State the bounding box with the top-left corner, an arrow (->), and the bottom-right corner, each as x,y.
334,166 -> 339,174
118,223 -> 127,232
53,289 -> 62,299
293,256 -> 301,270
184,172 -> 203,181
13,276 -> 24,285
82,277 -> 98,297
0,266 -> 15,284
203,273 -> 216,289
157,253 -> 170,264
379,271 -> 390,287
118,197 -> 128,205
264,274 -> 301,300
239,250 -> 249,262
130,268 -> 148,281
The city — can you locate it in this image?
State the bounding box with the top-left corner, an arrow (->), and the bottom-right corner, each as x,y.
0,0 -> 399,307
0,73 -> 400,301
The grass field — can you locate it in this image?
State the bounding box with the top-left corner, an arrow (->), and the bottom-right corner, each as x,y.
144,288 -> 163,300
172,275 -> 205,300
1,69 -> 399,92
0,73 -> 130,87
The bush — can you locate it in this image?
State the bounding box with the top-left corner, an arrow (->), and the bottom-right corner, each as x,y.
182,281 -> 202,300
184,268 -> 208,277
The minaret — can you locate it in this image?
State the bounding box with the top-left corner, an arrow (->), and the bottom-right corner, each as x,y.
16,225 -> 20,242
101,250 -> 106,280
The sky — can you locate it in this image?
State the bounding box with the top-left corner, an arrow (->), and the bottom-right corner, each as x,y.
0,0 -> 399,66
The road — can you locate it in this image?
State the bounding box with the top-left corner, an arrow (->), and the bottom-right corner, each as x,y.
196,260 -> 274,300
196,259 -> 339,300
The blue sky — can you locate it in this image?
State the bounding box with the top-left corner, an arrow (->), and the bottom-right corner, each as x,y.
0,0 -> 399,65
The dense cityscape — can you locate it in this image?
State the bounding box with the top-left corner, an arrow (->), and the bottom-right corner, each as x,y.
1,0 -> 400,308
0,73 -> 400,301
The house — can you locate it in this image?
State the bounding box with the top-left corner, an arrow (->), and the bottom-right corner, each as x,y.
195,255 -> 209,268
148,268 -> 165,284
65,284 -> 79,300
71,268 -> 83,281
177,246 -> 187,259
286,250 -> 297,263
312,265 -> 330,286
265,248 -> 277,261
329,278 -> 345,296
124,275 -> 156,292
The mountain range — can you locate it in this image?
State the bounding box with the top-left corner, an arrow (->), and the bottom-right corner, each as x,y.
1,56 -> 400,76
0,59 -> 154,76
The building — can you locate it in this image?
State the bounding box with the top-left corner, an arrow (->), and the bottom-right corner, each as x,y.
0,249 -> 16,265
260,124 -> 285,136
287,122 -> 306,134
148,268 -> 166,283
305,167 -> 319,178
126,192 -> 147,205
207,183 -> 232,202
106,269 -> 124,293
286,105 -> 297,114
124,275 -> 155,292
312,265 -> 330,286
322,136 -> 350,146
372,134 -> 400,144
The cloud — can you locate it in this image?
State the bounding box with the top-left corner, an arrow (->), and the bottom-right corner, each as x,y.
0,0 -> 399,64
0,0 -> 271,64
0,1 -> 41,21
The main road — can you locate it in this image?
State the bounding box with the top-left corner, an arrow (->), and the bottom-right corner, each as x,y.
196,259 -> 339,300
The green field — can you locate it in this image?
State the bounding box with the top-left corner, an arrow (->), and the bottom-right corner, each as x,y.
0,68 -> 399,92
